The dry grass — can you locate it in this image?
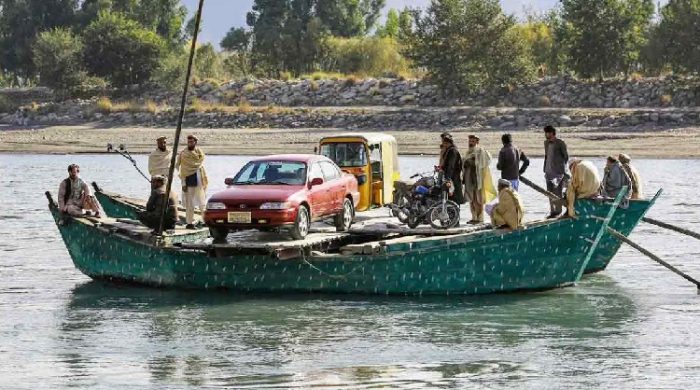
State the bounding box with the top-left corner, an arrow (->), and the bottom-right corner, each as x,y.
242,83 -> 256,94
96,97 -> 113,114
660,94 -> 673,106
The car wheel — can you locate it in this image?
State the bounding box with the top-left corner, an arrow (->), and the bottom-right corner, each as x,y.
290,205 -> 310,240
210,227 -> 229,242
335,198 -> 354,232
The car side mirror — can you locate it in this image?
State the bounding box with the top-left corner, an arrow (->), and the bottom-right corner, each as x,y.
224,178 -> 234,186
310,177 -> 324,187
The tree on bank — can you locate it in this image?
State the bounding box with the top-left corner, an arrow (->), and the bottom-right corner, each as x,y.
33,28 -> 87,92
406,0 -> 534,95
647,0 -> 700,73
0,0 -> 78,82
558,0 -> 654,79
83,12 -> 166,87
315,0 -> 386,37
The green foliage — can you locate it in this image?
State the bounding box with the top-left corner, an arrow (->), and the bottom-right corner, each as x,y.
78,0 -> 187,46
407,0 -> 534,95
321,36 -> 410,77
316,0 -> 386,37
195,43 -> 225,80
33,28 -> 87,92
647,0 -> 700,73
517,10 -> 566,76
558,0 -> 654,79
376,8 -> 400,38
221,27 -> 251,52
0,0 -> 78,79
83,11 -> 166,87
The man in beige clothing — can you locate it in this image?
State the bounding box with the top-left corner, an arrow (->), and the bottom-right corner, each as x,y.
148,136 -> 172,178
565,159 -> 601,217
462,135 -> 497,223
619,153 -> 644,200
58,164 -> 104,218
176,135 -> 208,229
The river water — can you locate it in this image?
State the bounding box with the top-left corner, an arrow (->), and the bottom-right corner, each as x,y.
1,154 -> 699,389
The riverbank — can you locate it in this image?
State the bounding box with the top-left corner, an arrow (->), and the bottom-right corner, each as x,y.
2,124 -> 700,158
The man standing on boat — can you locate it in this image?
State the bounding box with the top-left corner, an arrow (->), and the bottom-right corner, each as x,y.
565,159 -> 601,217
601,155 -> 631,199
58,164 -> 104,218
496,133 -> 530,191
138,175 -> 178,230
619,153 -> 644,199
148,136 -> 172,178
489,179 -> 524,230
463,135 -> 496,224
439,132 -> 464,204
543,125 -> 569,218
176,135 -> 209,229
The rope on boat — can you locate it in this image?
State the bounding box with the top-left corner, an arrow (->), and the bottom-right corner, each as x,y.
158,0 -> 205,235
300,252 -> 364,280
607,227 -> 700,292
642,217 -> 700,241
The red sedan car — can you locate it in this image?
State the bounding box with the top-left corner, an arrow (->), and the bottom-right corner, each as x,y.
204,154 -> 360,240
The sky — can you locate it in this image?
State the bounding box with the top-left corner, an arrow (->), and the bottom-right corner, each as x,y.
181,0 -> 666,47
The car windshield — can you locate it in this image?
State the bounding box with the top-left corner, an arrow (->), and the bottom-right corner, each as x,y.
320,142 -> 367,167
232,161 -> 307,185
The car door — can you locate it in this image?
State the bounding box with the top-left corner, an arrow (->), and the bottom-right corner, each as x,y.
320,161 -> 344,214
307,162 -> 327,217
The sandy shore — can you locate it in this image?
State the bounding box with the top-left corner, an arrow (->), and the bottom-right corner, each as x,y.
2,124 -> 700,158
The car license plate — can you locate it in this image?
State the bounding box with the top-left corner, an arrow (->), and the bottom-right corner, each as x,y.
227,212 -> 251,223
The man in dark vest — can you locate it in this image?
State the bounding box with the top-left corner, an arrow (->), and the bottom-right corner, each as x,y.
138,175 -> 179,230
57,164 -> 104,217
439,132 -> 464,204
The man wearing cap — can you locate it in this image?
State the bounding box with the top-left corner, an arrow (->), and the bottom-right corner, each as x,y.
149,136 -> 172,178
601,155 -> 631,199
463,135 -> 497,224
439,133 -> 464,204
565,159 -> 601,218
176,135 -> 209,229
58,164 -> 104,218
496,133 -> 530,191
543,125 -> 569,218
489,179 -> 524,230
619,153 -> 643,199
138,175 -> 179,230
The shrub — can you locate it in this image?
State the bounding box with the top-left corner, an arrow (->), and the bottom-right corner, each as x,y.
537,95 -> 552,107
309,80 -> 319,92
660,94 -> 672,106
237,98 -> 252,113
344,75 -> 359,87
96,97 -> 113,114
33,28 -> 87,94
83,11 -> 166,88
322,37 -> 411,78
188,98 -> 205,113
242,83 -> 256,94
279,71 -> 293,81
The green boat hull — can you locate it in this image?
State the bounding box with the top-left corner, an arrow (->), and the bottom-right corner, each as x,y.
91,185 -> 658,275
49,196 -> 626,295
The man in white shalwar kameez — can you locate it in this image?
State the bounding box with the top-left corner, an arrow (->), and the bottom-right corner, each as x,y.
148,136 -> 172,178
176,135 -> 208,229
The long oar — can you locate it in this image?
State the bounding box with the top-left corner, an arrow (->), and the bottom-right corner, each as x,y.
607,227 -> 700,292
642,217 -> 700,241
519,176 -> 563,201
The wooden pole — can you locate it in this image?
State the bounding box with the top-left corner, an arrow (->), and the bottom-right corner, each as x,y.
519,176 -> 563,201
642,217 -> 700,241
157,0 -> 205,235
607,227 -> 700,292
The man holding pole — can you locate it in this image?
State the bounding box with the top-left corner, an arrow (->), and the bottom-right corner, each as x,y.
176,135 -> 208,229
462,135 -> 496,224
543,125 -> 569,218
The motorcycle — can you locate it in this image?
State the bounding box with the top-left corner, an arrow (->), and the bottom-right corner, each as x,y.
389,168 -> 461,229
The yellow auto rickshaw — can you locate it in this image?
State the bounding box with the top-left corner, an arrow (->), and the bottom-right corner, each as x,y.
318,133 -> 400,211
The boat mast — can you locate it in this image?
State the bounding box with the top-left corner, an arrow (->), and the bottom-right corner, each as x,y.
158,0 -> 205,235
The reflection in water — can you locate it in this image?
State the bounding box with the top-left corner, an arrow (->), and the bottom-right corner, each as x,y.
2,154 -> 700,389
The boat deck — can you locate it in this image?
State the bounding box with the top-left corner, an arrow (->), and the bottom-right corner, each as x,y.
80,207 -> 492,259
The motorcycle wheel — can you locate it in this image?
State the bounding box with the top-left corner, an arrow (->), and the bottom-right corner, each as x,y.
428,201 -> 461,229
407,213 -> 421,229
391,192 -> 411,224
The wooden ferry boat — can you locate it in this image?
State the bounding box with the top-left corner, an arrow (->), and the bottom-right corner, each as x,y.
48,188 -> 649,295
91,183 -> 660,276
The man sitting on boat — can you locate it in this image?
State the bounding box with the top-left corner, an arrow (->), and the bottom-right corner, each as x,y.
138,175 -> 178,230
58,164 -> 104,218
619,153 -> 643,200
565,159 -> 601,217
488,179 -> 524,230
601,155 -> 632,199
148,136 -> 172,178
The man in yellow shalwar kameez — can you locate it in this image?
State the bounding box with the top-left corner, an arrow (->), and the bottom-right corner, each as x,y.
462,135 -> 497,224
176,134 -> 209,229
565,159 -> 601,217
490,179 -> 525,230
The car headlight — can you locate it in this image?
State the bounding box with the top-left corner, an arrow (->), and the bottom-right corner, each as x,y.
207,201 -> 227,210
260,202 -> 292,210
